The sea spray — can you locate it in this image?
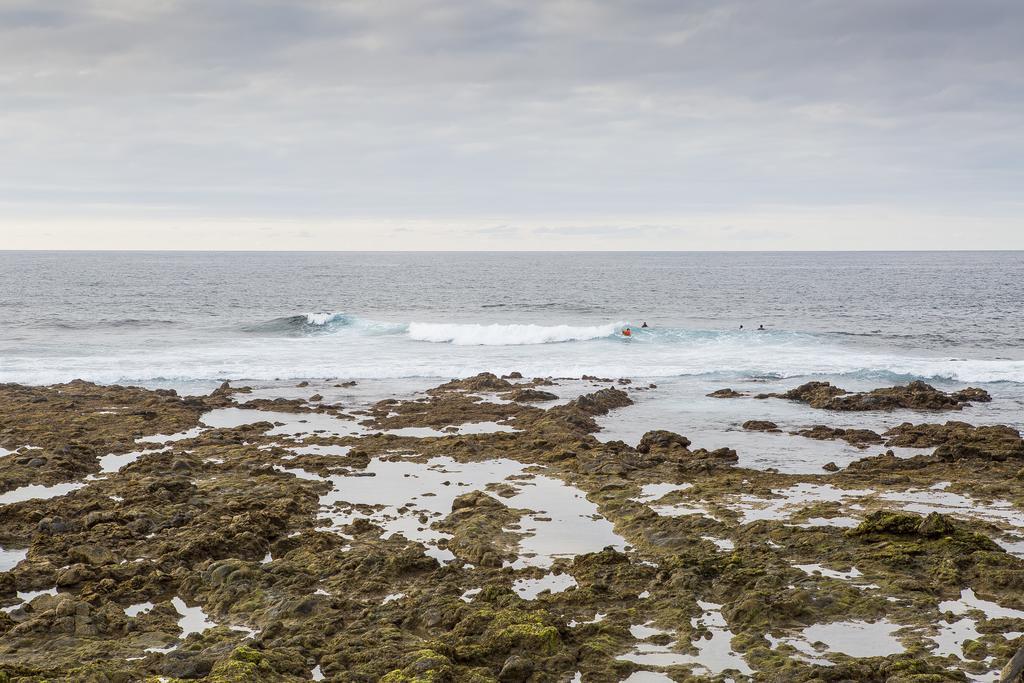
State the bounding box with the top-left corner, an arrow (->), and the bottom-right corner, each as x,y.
406,322 -> 623,346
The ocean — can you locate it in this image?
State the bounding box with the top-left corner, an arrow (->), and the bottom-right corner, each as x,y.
1,250 -> 1023,389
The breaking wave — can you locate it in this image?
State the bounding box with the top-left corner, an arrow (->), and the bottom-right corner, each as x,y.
407,322 -> 623,346
244,313 -> 626,346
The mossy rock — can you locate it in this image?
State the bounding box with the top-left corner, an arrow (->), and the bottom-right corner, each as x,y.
380,648 -> 454,682
206,646 -> 274,682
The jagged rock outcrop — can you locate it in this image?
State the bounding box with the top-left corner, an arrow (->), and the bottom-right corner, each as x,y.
761,380 -> 990,411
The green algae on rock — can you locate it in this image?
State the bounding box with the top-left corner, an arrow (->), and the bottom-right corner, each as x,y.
0,373 -> 1021,681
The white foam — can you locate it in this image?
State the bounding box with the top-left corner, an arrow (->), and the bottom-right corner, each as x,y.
407,322 -> 620,346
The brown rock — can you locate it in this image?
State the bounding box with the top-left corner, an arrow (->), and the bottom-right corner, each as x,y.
794,425 -> 883,446
636,430 -> 691,454
742,420 -> 780,432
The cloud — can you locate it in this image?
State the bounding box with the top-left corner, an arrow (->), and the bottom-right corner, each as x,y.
0,0 -> 1022,248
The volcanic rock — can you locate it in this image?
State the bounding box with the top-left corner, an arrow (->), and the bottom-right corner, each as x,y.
742,420 -> 780,432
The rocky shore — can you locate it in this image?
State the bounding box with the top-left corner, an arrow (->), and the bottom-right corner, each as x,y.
1,375 -> 1023,682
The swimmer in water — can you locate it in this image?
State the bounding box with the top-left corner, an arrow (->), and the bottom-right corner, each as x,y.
641,322 -> 648,328
622,327 -> 632,337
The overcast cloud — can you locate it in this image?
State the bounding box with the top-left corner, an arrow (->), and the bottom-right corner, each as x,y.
1,0 -> 1022,249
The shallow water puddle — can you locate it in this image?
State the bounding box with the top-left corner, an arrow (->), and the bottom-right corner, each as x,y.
138,597 -> 217,652
930,616 -> 983,661
502,474 -> 628,568
383,421 -> 518,438
0,546 -> 28,572
793,516 -> 860,529
1,588 -> 59,614
702,536 -> 735,551
568,612 -> 606,627
794,563 -> 862,580
618,602 -> 752,676
648,481 -> 1024,534
172,596 -> 216,638
124,602 -> 154,617
648,502 -> 717,519
314,456 -> 529,563
136,426 -> 204,444
0,481 -> 86,505
620,673 -> 674,682
771,619 -> 905,660
512,572 -> 577,600
733,483 -> 874,524
940,588 -> 1024,620
97,446 -> 169,474
996,535 -> 1024,559
201,408 -> 362,438
286,456 -> 626,567
878,490 -> 1024,530
289,443 -> 352,457
633,482 -> 693,502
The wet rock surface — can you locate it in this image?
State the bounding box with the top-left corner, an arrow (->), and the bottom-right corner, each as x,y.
793,425 -> 884,447
761,380 -> 992,411
0,372 -> 1021,681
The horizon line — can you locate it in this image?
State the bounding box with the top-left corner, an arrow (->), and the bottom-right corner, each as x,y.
2,248 -> 1023,254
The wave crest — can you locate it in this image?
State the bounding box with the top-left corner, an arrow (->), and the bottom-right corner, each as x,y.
244,313 -> 353,335
407,322 -> 622,346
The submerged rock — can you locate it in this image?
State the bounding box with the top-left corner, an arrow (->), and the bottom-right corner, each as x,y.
707,388 -> 744,398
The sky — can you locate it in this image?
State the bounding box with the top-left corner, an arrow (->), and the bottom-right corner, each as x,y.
1,0 -> 1022,250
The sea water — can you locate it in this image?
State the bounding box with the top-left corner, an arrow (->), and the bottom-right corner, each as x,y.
1,251 -> 1022,390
